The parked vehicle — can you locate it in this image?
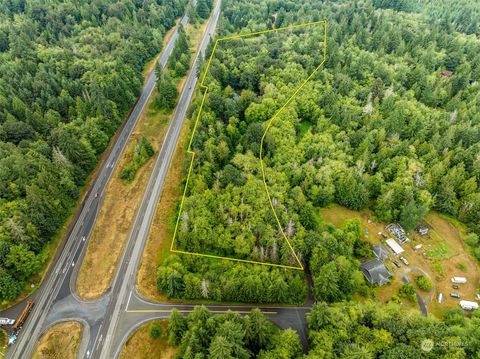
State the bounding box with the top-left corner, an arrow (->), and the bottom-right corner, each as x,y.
0,318 -> 15,326
8,332 -> 17,346
450,293 -> 461,299
400,256 -> 409,265
12,300 -> 34,332
451,277 -> 467,284
393,261 -> 401,268
452,285 -> 459,289
460,300 -> 478,310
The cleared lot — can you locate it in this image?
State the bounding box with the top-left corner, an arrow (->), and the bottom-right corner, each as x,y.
320,205 -> 480,316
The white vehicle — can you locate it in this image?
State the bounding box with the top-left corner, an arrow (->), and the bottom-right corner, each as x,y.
400,256 -> 409,265
438,293 -> 443,304
0,318 -> 15,325
8,333 -> 17,345
459,300 -> 479,310
451,277 -> 467,284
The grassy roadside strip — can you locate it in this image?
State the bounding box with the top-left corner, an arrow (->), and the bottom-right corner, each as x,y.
76,19 -> 211,300
119,320 -> 176,359
136,117 -> 190,301
135,15 -> 215,302
76,93 -> 172,299
0,328 -> 6,359
32,321 -> 82,359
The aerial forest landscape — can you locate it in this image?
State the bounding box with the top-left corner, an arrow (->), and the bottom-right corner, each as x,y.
1,0 -> 480,358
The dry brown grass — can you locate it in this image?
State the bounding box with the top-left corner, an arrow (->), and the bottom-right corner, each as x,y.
33,321 -> 82,359
136,120 -> 190,301
185,20 -> 210,57
0,329 -> 7,359
119,320 -> 176,359
321,206 -> 479,317
135,16 -> 213,302
76,94 -> 171,299
76,14 -> 211,300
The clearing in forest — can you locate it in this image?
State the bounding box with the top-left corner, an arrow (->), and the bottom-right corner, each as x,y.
170,20 -> 327,270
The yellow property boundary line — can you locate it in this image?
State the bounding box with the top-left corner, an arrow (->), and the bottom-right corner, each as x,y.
126,309 -> 277,314
170,20 -> 327,271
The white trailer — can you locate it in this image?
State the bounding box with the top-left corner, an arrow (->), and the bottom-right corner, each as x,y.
451,277 -> 467,284
0,318 -> 15,325
460,300 -> 479,310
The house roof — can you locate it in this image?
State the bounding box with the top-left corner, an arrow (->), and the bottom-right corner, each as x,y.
372,244 -> 388,260
360,259 -> 391,285
441,70 -> 453,78
386,238 -> 404,254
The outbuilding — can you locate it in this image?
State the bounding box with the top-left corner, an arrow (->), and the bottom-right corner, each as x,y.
372,244 -> 389,260
386,238 -> 404,255
417,226 -> 429,235
440,70 -> 453,78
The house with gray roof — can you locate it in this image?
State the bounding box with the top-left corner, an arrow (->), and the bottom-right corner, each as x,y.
372,244 -> 388,260
360,258 -> 391,286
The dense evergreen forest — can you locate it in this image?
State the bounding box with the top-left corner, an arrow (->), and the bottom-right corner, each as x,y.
166,306 -> 303,359
374,0 -> 480,36
162,302 -> 480,358
0,0 -> 188,302
159,0 -> 480,304
306,301 -> 480,358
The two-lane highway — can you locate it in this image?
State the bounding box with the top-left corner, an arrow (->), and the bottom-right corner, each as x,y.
5,11 -> 191,359
3,2 -> 316,358
96,1 -> 222,357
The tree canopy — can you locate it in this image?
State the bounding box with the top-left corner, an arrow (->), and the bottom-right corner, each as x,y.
0,0 -> 187,302
159,0 -> 480,305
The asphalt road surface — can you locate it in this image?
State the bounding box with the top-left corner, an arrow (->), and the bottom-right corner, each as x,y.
3,9 -> 191,359
1,1 -> 314,358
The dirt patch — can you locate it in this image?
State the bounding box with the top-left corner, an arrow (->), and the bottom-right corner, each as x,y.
119,319 -> 176,359
136,119 -> 190,301
33,321 -> 82,359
